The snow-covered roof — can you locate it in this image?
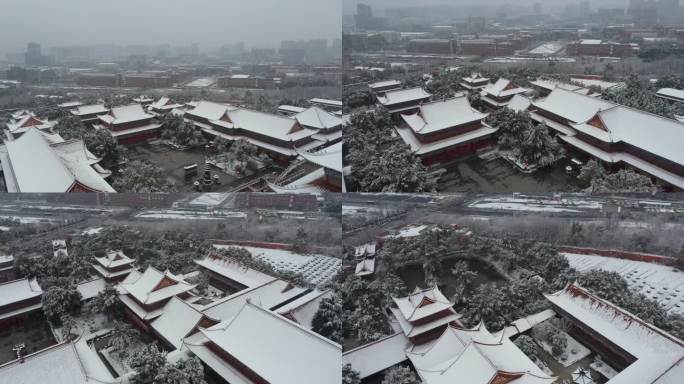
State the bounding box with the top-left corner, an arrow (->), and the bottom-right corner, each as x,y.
462,73 -> 490,83
531,78 -> 584,93
355,258 -> 375,276
296,141 -> 342,172
151,296 -> 217,350
545,283 -> 684,384
189,302 -> 341,384
76,278 -> 105,301
569,105 -> 684,167
201,278 -> 305,320
401,96 -> 488,134
99,104 -> 153,125
293,106 -> 342,130
656,88 -> 684,102
0,342 -> 97,384
57,101 -> 83,109
277,105 -> 307,114
309,98 -> 342,107
1,128 -> 114,193
94,250 -> 134,269
532,87 -> 615,124
368,79 -> 402,90
118,266 -> 195,305
71,104 -> 108,116
209,107 -> 315,143
396,123 -> 498,156
275,289 -> 332,329
0,277 -> 42,308
377,87 -> 432,107
414,336 -> 555,384
149,96 -> 183,111
195,254 -> 276,288
342,332 -> 411,379
581,39 -> 603,45
6,114 -> 54,134
393,286 -> 456,323
507,94 -> 533,112
482,78 -> 529,98
187,100 -> 235,120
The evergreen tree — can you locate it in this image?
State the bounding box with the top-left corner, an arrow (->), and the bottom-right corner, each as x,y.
342,364 -> 362,384
311,295 -> 343,344
112,160 -> 177,192
129,344 -> 167,384
381,366 -> 420,384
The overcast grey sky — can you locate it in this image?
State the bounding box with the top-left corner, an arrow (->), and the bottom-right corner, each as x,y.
0,0 -> 341,54
343,0 -> 630,15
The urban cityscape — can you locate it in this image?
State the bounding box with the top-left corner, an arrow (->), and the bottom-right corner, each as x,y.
1,1 -> 684,384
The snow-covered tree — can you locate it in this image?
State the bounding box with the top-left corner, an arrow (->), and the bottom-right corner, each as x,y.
154,357 -> 207,384
129,344 -> 167,384
161,114 -> 206,147
42,284 -> 82,321
112,160 -> 176,192
381,366 -> 420,384
342,364 -> 361,384
345,108 -> 436,192
311,295 -> 343,344
514,335 -> 539,360
92,286 -> 123,319
517,122 -> 565,167
108,320 -> 142,361
579,160 -> 655,193
291,227 -> 309,254
451,260 -> 478,303
350,294 -> 392,343
347,142 -> 436,192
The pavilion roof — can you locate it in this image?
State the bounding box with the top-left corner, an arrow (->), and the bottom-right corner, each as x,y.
151,296 -> 218,350
98,104 -> 153,125
297,141 -> 342,172
392,286 -> 456,323
118,265 -> 195,305
93,250 -> 134,269
401,96 -> 488,134
482,78 -> 529,98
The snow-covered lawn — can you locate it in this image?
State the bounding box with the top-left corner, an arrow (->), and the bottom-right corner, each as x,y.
467,196 -> 602,213
213,245 -> 341,285
135,209 -> 246,220
563,252 -> 684,315
534,324 -> 592,367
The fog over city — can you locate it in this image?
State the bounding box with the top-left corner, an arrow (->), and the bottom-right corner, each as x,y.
343,0 -> 631,14
0,0 -> 342,55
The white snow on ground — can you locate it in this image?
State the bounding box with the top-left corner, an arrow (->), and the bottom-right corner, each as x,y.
0,226 -> 10,231
0,215 -> 60,224
570,78 -> 623,90
590,357 -> 618,379
468,196 -> 602,213
389,224 -> 428,238
529,41 -> 564,55
81,227 -> 103,235
186,77 -> 215,87
563,252 -> 684,315
535,324 -> 592,367
188,193 -> 231,207
135,209 -> 246,220
213,245 -> 341,285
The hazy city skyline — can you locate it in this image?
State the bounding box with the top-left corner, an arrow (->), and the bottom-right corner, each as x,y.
0,0 -> 341,56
